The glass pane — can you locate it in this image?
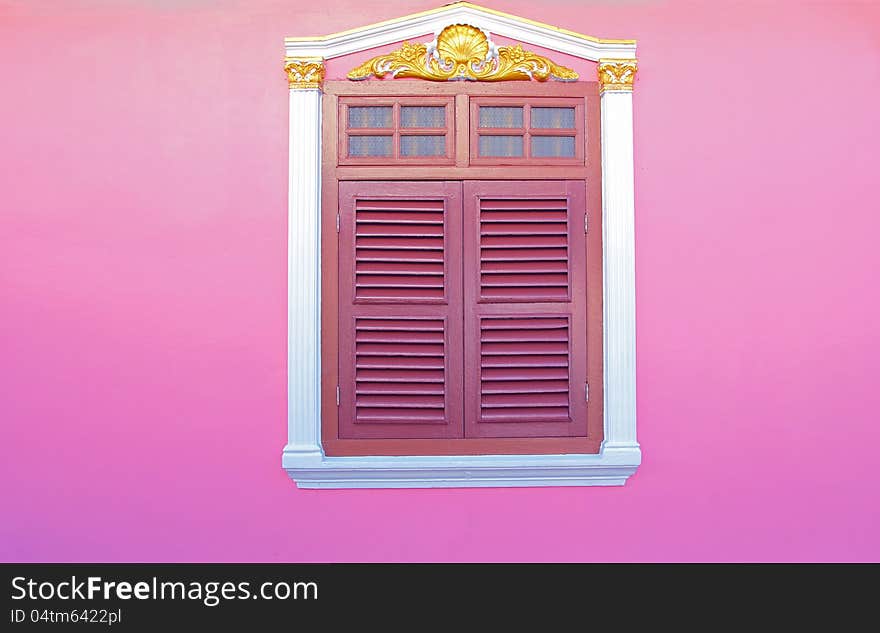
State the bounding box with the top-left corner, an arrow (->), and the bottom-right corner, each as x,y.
348,106 -> 392,128
531,107 -> 576,129
479,135 -> 524,157
479,106 -> 524,128
401,106 -> 446,128
400,135 -> 446,157
348,135 -> 393,157
531,136 -> 576,158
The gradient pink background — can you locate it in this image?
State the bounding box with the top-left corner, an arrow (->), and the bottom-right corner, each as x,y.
2,0 -> 879,562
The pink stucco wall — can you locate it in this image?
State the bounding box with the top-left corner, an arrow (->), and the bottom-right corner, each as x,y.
2,0 -> 879,562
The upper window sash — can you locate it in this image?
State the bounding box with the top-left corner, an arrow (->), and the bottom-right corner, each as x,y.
338,97 -> 456,166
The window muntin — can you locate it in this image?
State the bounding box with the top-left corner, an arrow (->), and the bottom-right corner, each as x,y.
470,97 -> 584,164
340,97 -> 455,165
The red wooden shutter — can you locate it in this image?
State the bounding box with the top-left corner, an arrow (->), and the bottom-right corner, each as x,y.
463,180 -> 588,438
338,181 -> 463,439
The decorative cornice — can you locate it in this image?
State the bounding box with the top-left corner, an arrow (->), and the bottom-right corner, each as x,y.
285,2 -> 636,63
347,23 -> 577,82
597,58 -> 637,93
286,3 -> 634,47
284,57 -> 326,89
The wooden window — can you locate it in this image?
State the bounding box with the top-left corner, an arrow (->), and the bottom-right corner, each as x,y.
470,97 -> 584,165
339,97 -> 455,165
338,181 -> 463,439
335,179 -> 594,449
463,181 -> 588,439
322,81 -> 602,457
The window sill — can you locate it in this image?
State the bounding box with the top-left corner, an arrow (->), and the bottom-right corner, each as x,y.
282,444 -> 640,488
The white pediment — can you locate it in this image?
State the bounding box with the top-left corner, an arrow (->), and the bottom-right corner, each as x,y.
284,1 -> 636,62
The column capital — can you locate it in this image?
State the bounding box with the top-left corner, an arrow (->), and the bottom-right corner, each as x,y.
284,57 -> 326,90
597,58 -> 637,94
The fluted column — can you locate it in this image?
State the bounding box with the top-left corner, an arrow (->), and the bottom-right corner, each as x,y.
284,58 -> 325,463
598,59 -> 640,456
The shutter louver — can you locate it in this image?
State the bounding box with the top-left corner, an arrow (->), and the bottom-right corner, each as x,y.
480,316 -> 571,422
479,198 -> 570,302
355,199 -> 446,301
338,181 -> 463,440
354,317 -> 447,424
337,180 -> 591,444
464,181 -> 588,438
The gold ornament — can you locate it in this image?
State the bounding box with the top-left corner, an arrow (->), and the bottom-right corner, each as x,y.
347,23 -> 578,82
597,59 -> 637,93
285,58 -> 326,89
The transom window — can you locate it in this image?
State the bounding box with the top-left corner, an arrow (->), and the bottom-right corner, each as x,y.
471,97 -> 584,164
338,95 -> 586,167
339,97 -> 455,165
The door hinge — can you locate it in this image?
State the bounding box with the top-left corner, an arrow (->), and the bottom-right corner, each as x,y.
336,385 -> 340,406
336,214 -> 340,233
584,213 -> 589,234
585,382 -> 590,402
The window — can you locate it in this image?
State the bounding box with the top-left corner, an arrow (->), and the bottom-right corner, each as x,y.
283,4 -> 640,487
322,82 -> 604,458
463,181 -> 589,439
471,98 -> 584,164
339,97 -> 455,165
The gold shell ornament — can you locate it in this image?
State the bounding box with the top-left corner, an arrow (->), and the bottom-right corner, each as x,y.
435,24 -> 491,77
347,24 -> 578,82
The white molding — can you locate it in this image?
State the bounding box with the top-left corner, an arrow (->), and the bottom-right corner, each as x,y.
285,86 -> 323,463
284,2 -> 636,62
283,3 -> 640,488
283,449 -> 641,489
600,89 -> 640,456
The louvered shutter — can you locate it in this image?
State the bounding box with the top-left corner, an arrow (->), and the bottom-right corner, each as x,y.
463,181 -> 588,438
338,181 -> 463,439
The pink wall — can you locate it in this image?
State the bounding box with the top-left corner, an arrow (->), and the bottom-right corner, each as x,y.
2,0 -> 879,562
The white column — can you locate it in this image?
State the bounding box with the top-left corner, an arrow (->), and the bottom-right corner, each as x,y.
599,61 -> 640,458
284,64 -> 324,465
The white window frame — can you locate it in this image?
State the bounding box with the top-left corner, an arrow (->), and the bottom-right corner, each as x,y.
282,2 -> 640,488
